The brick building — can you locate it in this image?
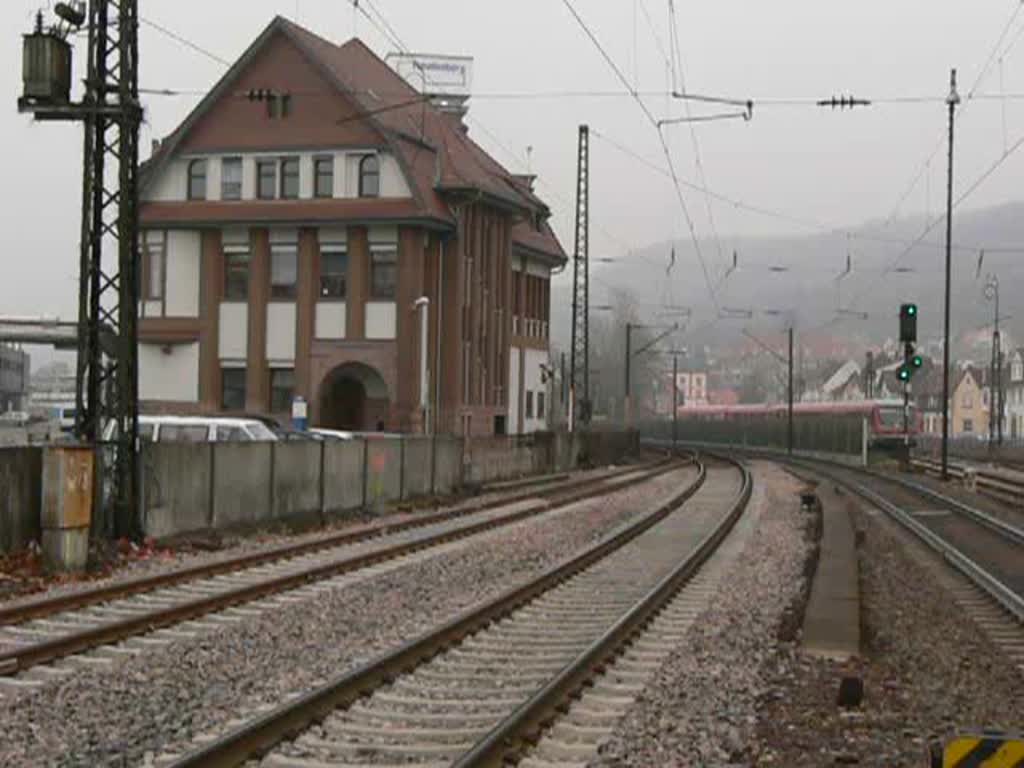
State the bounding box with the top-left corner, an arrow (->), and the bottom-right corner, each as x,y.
138,17 -> 565,436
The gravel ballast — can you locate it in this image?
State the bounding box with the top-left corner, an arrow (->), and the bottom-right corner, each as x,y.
591,462 -> 811,766
0,467 -> 693,767
757,487 -> 1024,766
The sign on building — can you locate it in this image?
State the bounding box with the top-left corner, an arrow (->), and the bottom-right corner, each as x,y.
387,53 -> 473,101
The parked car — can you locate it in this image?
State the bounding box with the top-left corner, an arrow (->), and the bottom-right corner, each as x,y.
102,415 -> 278,444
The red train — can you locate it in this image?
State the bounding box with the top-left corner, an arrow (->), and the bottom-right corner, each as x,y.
674,399 -> 921,447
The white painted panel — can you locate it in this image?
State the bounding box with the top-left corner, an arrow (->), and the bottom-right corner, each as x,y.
316,302 -> 347,339
165,230 -> 201,317
219,303 -> 248,360
368,224 -> 398,245
508,349 -> 520,433
146,159 -> 186,202
522,348 -> 549,433
139,342 -> 199,403
344,153 -> 360,198
299,156 -> 314,199
333,153 -> 347,198
269,228 -> 299,244
365,302 -> 397,340
266,303 -> 297,361
142,300 -> 162,319
319,227 -> 348,245
379,153 -> 412,197
526,261 -> 551,278
206,159 -> 222,202
241,158 -> 256,200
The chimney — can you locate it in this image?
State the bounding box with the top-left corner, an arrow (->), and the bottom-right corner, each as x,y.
151,138 -> 161,157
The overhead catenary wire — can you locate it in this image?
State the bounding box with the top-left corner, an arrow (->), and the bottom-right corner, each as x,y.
559,0 -> 720,315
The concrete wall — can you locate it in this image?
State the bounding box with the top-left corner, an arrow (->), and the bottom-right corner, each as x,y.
136,429 -> 636,540
142,442 -> 212,538
323,439 -> 365,513
0,448 -> 42,552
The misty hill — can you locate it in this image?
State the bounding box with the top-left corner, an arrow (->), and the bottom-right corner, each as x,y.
553,201 -> 1024,357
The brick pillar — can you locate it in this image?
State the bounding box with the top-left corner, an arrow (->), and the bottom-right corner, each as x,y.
396,226 -> 425,430
199,229 -> 223,411
295,228 -> 318,402
441,218 -> 465,434
247,228 -> 270,412
347,226 -> 369,340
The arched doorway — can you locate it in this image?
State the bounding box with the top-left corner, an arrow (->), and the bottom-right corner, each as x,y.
318,362 -> 390,431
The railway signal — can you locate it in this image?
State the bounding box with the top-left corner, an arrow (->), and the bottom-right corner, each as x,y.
900,303 -> 918,343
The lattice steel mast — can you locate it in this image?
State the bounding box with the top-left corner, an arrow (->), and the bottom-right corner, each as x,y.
569,125 -> 590,431
20,0 -> 142,537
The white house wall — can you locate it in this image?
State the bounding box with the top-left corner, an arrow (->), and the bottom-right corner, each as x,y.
521,348 -> 548,433
165,231 -> 201,316
219,303 -> 248,360
266,303 -> 297,362
139,342 -> 199,403
508,350 -> 520,432
145,150 -> 412,202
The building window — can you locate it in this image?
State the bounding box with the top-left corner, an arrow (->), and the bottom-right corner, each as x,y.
270,245 -> 298,300
221,368 -> 246,411
314,157 -> 334,198
143,233 -> 165,301
359,155 -> 380,198
221,157 -> 242,200
224,247 -> 250,300
187,159 -> 207,200
280,157 -> 300,200
257,160 -> 277,200
525,391 -> 534,419
1014,362 -> 1023,382
320,248 -> 348,299
537,392 -> 545,420
370,247 -> 397,299
270,369 -> 295,413
963,418 -> 974,433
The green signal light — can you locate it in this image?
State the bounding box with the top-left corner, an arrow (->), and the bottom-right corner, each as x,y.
912,355 -> 923,368
907,305 -> 917,316
898,367 -> 911,382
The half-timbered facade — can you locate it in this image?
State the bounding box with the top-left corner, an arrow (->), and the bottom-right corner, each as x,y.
138,17 -> 565,436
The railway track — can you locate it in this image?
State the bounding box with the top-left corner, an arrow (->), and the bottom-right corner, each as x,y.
912,455 -> 1024,508
783,457 -> 1024,677
160,456 -> 751,768
0,457 -> 683,688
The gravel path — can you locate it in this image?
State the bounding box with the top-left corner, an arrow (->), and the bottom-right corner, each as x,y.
0,467 -> 692,767
757,485 -> 1024,766
591,462 -> 811,766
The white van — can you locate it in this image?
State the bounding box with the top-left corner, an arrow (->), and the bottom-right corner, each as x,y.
103,415 -> 277,443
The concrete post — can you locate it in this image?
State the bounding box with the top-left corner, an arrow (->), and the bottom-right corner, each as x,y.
41,445 -> 93,573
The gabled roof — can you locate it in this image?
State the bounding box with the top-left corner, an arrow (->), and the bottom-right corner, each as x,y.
141,16 -> 566,263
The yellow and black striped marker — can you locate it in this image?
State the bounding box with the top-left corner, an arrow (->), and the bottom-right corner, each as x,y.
944,735 -> 1024,767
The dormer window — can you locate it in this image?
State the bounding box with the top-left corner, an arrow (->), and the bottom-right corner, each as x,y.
187,159 -> 207,200
359,155 -> 380,198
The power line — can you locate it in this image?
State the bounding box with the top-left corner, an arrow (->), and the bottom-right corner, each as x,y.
559,0 -> 719,314
140,17 -> 233,67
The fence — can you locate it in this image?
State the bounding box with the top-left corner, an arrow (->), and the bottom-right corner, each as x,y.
642,414 -> 866,459
0,429 -> 640,550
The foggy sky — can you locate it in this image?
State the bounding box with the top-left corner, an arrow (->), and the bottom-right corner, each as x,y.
4,1 -> 1023,359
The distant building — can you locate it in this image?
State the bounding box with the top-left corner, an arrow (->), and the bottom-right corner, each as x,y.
674,352 -> 710,409
951,365 -> 989,437
137,17 -> 565,436
0,344 -> 29,412
1007,349 -> 1024,440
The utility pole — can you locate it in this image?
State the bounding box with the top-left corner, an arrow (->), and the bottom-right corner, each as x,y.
672,353 -> 679,453
624,323 -> 632,426
941,69 -> 960,481
19,1 -> 142,537
569,125 -> 590,432
985,274 -> 1002,448
788,326 -> 794,455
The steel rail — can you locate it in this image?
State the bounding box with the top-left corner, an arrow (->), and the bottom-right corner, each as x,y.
0,459 -> 685,675
165,460 -> 712,768
789,459 -> 1024,623
0,459 -> 667,628
647,440 -> 1024,622
454,457 -> 752,767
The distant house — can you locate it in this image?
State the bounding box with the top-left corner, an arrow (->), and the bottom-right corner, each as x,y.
951,365 -> 989,437
1006,349 -> 1024,439
673,351 -> 710,408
